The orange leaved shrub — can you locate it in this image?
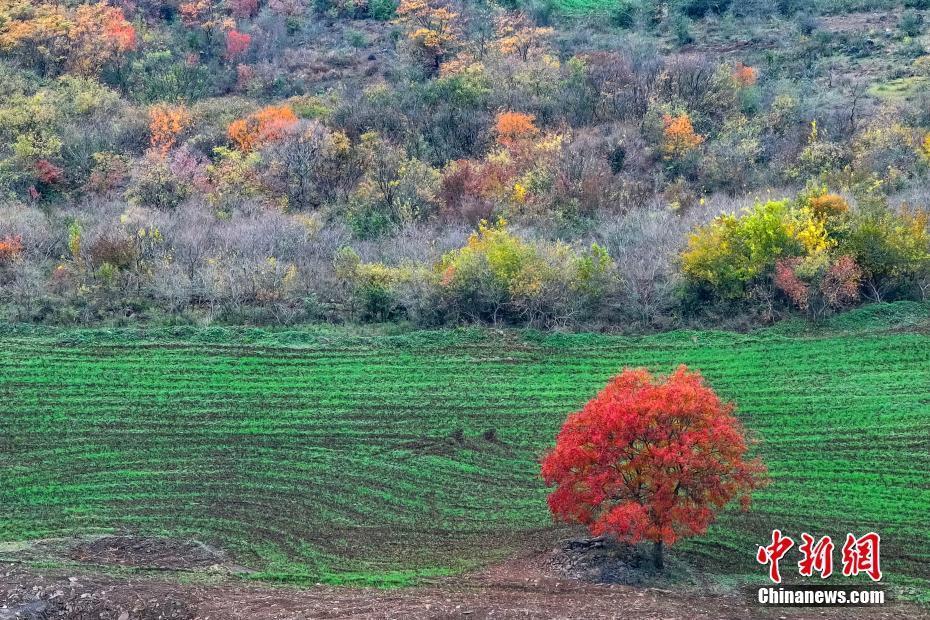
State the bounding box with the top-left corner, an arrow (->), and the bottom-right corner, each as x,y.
228,105 -> 299,152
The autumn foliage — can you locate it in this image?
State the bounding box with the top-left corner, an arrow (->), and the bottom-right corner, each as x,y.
495,12 -> 553,61
394,0 -> 460,71
808,193 -> 849,219
230,0 -> 259,18
541,366 -> 766,569
75,4 -> 136,53
35,159 -> 64,185
178,0 -> 213,27
0,1 -> 136,76
0,235 -> 23,265
732,62 -> 757,87
662,113 -> 704,159
774,255 -> 862,318
494,111 -> 539,150
228,105 -> 299,152
225,29 -> 251,61
149,104 -> 193,155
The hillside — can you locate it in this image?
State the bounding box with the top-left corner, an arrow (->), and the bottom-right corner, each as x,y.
1,0 -> 929,331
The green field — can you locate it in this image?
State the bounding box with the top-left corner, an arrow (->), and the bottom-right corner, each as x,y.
1,303 -> 929,596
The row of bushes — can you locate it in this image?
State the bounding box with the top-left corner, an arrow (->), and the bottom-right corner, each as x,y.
682,189 -> 929,317
1,188 -> 926,328
336,218 -> 613,325
339,190 -> 929,326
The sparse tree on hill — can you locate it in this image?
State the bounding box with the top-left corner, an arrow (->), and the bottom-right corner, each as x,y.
394,0 -> 461,74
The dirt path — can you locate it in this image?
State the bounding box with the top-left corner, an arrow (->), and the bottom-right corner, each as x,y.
2,554 -> 926,620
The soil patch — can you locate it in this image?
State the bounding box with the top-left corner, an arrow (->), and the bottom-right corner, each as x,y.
68,536 -> 230,572
0,567 -> 195,620
818,10 -> 899,33
1,557 -> 927,619
546,537 -> 669,586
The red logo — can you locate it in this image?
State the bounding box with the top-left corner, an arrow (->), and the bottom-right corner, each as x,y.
756,529 -> 794,583
758,531 -> 882,583
841,532 -> 882,582
798,533 -> 834,578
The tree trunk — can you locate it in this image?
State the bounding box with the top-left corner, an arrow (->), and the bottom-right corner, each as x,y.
653,540 -> 664,572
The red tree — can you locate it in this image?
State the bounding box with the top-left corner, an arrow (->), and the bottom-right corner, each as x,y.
541,366 -> 767,570
225,29 -> 252,61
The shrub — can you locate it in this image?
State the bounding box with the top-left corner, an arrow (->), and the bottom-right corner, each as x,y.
700,117 -> 762,191
369,0 -> 398,20
149,104 -> 192,155
206,146 -> 263,211
264,121 -> 361,212
612,0 -> 639,28
438,218 -> 543,322
439,159 -> 495,223
495,12 -> 554,62
674,0 -> 731,19
314,0 -> 370,19
128,51 -> 213,103
685,189 -> 929,307
494,111 -> 539,151
34,159 -> 64,186
662,113 -> 704,159
787,122 -> 848,181
231,0 -> 259,18
672,14 -> 693,46
437,218 -> 612,326
596,207 -> 692,327
899,10 -> 924,38
806,192 -> 849,219
228,105 -> 299,152
225,30 -> 252,62
333,246 -> 434,321
125,156 -> 191,210
87,233 -> 137,270
681,199 -> 802,299
394,0 -> 461,73
353,261 -> 403,320
776,0 -> 804,15
0,235 -> 23,265
348,133 -> 440,235
774,254 -> 862,320
839,206 -> 929,301
732,62 -> 757,87
85,152 -> 130,195
658,57 -> 740,130
851,123 -> 924,188
0,1 -> 136,77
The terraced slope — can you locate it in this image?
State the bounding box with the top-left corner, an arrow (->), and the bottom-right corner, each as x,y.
0,304 -> 928,595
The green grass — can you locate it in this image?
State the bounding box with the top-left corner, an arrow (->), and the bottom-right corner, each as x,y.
1,303 -> 929,595
867,76 -> 929,100
551,0 -> 614,16
550,0 -> 901,18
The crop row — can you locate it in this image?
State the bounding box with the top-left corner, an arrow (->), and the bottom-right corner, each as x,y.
1,325 -> 928,588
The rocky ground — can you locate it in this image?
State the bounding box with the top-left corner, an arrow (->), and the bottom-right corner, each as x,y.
0,536 -> 926,620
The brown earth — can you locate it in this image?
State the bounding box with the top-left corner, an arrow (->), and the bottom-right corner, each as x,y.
817,10 -> 900,33
68,536 -> 231,572
1,537 -> 926,620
